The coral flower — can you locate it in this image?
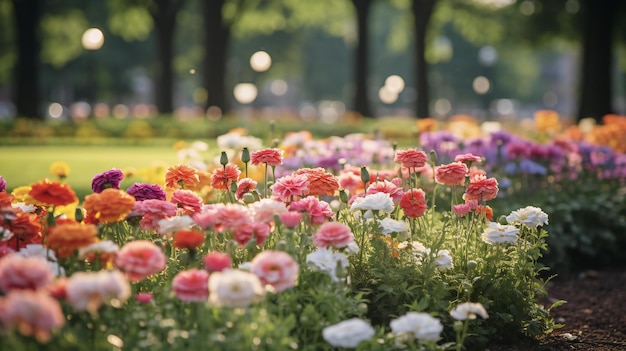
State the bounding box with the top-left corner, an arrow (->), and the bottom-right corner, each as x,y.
0,191 -> 15,207
279,211 -> 302,229
395,149 -> 428,169
435,162 -> 468,186
289,196 -> 334,226
126,183 -> 167,201
165,164 -> 200,189
271,174 -> 309,203
251,148 -> 284,167
0,254 -> 53,292
210,164 -> 241,191
203,251 -> 232,272
91,169 -> 124,193
132,199 -> 177,231
0,290 -> 65,343
83,188 -> 136,223
454,153 -> 482,164
366,180 -> 404,203
46,222 -> 99,259
115,240 -> 166,282
49,161 -> 70,179
172,269 -> 209,302
250,250 -> 299,293
233,222 -> 271,247
293,167 -> 340,197
313,222 -> 355,248
235,178 -> 258,201
29,179 -> 77,207
475,205 -> 494,221
399,189 -> 428,218
170,189 -> 203,215
464,175 -> 499,201
4,212 -> 42,250
173,229 -> 205,250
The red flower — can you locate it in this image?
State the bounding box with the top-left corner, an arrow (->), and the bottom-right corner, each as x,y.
435,162 -> 468,186
173,230 -> 205,250
395,149 -> 428,169
203,251 -> 232,272
210,164 -> 241,191
464,176 -> 499,201
29,179 -> 77,207
399,189 -> 428,218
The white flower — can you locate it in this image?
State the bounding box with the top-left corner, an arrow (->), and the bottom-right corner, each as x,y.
450,302 -> 489,320
217,132 -> 263,151
506,206 -> 549,228
66,270 -> 131,314
390,312 -> 443,343
344,241 -> 360,255
378,217 -> 408,235
0,226 -> 14,242
78,240 -> 119,259
13,202 -> 37,213
18,244 -> 58,262
350,192 -> 395,213
249,198 -> 288,224
433,249 -> 453,271
208,269 -> 265,307
157,215 -> 195,235
306,247 -> 349,282
481,221 -> 520,245
322,318 -> 375,348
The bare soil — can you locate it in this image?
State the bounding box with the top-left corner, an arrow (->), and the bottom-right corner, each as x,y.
487,269 -> 626,350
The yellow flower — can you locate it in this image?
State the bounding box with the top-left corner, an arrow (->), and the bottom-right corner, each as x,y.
49,161 -> 70,179
173,140 -> 187,151
11,186 -> 44,206
534,110 -> 561,134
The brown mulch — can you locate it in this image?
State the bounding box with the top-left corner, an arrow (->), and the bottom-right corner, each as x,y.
487,269 -> 626,350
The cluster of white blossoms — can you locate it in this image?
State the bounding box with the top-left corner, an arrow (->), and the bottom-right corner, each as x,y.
481,221 -> 520,245
322,318 -> 376,348
390,312 -> 443,343
506,206 -> 549,228
378,217 -> 409,235
350,192 -> 395,215
397,241 -> 454,270
208,269 -> 265,308
306,247 -> 349,282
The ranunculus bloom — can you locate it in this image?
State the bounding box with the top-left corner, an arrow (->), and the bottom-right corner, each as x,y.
399,189 -> 428,218
454,153 -> 482,164
390,312 -> 443,343
46,222 -> 99,259
29,179 -> 77,207
452,203 -> 472,217
115,240 -> 166,282
271,174 -> 309,203
210,164 -> 241,191
481,221 -> 519,245
450,302 -> 489,320
235,178 -> 258,201
248,198 -> 288,224
83,188 -> 136,223
165,164 -> 200,189
279,211 -> 302,229
395,149 -> 428,169
251,148 -> 284,167
132,199 -> 177,231
0,290 -> 65,343
3,212 -> 42,250
435,162 -> 468,186
475,205 -> 494,221
350,192 -> 395,213
366,180 -> 404,203
289,196 -> 334,226
172,269 -> 210,302
0,254 -> 53,292
0,175 -> 6,192
135,292 -> 153,304
464,175 -> 499,201
233,222 -> 271,247
78,240 -> 119,267
173,229 -> 205,250
49,161 -> 70,179
208,269 -> 265,307
208,203 -> 253,233
65,270 -> 131,315
250,250 -> 299,293
203,251 -> 232,272
170,189 -> 203,215
506,206 -> 549,228
0,192 -> 14,207
293,168 -> 340,197
322,318 -> 375,348
126,183 -> 167,201
91,169 -> 124,193
313,222 -> 355,248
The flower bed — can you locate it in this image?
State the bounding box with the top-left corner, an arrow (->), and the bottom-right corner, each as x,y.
4,114 -> 623,350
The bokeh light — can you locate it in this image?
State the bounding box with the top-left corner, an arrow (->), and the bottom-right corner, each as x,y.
48,103 -> 64,119
472,76 -> 491,95
250,51 -> 272,72
384,75 -> 405,94
81,28 -> 104,50
233,83 -> 258,104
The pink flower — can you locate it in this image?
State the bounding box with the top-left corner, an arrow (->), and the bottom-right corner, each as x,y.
435,162 -> 468,186
338,170 -> 364,196
289,196 -> 333,226
271,174 -> 309,203
251,148 -> 284,167
66,270 -> 131,314
313,222 -> 355,248
279,211 -> 302,229
172,269 -> 209,302
135,292 -> 154,304
0,254 -> 53,293
170,189 -> 203,215
0,290 -> 65,343
249,198 -> 288,224
233,222 -> 271,247
366,180 -> 405,203
454,153 -> 482,164
211,203 -> 253,233
235,178 -> 258,201
250,250 -> 299,293
465,175 -> 499,201
133,199 -> 177,231
399,189 -> 428,218
452,203 -> 472,217
395,149 -> 428,169
115,240 -> 166,282
203,252 -> 232,272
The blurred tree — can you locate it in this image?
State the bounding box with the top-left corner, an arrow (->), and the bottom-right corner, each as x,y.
351,0 -> 374,118
11,0 -> 42,119
412,0 -> 438,118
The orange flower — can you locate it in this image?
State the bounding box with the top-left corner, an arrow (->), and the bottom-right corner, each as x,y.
534,110 -> 561,134
210,164 -> 241,191
82,189 -> 136,223
475,205 -> 494,221
165,164 -> 200,189
46,223 -> 99,259
416,117 -> 438,133
293,168 -> 340,197
29,179 -> 77,207
173,230 -> 205,250
0,192 -> 14,207
381,236 -> 400,258
5,212 -> 42,250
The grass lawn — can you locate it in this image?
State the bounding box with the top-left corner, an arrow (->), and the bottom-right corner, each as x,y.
0,144 -> 178,198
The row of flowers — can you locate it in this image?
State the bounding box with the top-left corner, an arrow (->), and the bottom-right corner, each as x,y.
0,137 -> 559,350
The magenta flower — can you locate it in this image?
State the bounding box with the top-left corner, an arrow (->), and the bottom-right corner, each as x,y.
92,169 -> 124,193
0,176 -> 6,192
126,183 -> 166,201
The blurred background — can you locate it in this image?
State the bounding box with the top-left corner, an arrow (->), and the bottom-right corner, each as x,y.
0,0 -> 624,125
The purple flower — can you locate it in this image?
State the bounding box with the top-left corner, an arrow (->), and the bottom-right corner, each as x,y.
91,169 -> 124,193
0,176 -> 6,192
126,183 -> 167,201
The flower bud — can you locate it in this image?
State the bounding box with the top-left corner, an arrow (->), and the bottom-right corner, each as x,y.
339,189 -> 349,204
241,147 -> 250,163
429,149 -> 438,164
242,192 -> 256,204
360,166 -> 370,184
220,151 -> 228,166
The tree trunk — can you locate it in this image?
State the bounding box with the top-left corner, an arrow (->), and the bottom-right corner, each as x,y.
352,0 -> 373,118
577,0 -> 616,122
151,0 -> 184,115
12,0 -> 42,120
412,0 -> 436,119
202,0 -> 231,115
